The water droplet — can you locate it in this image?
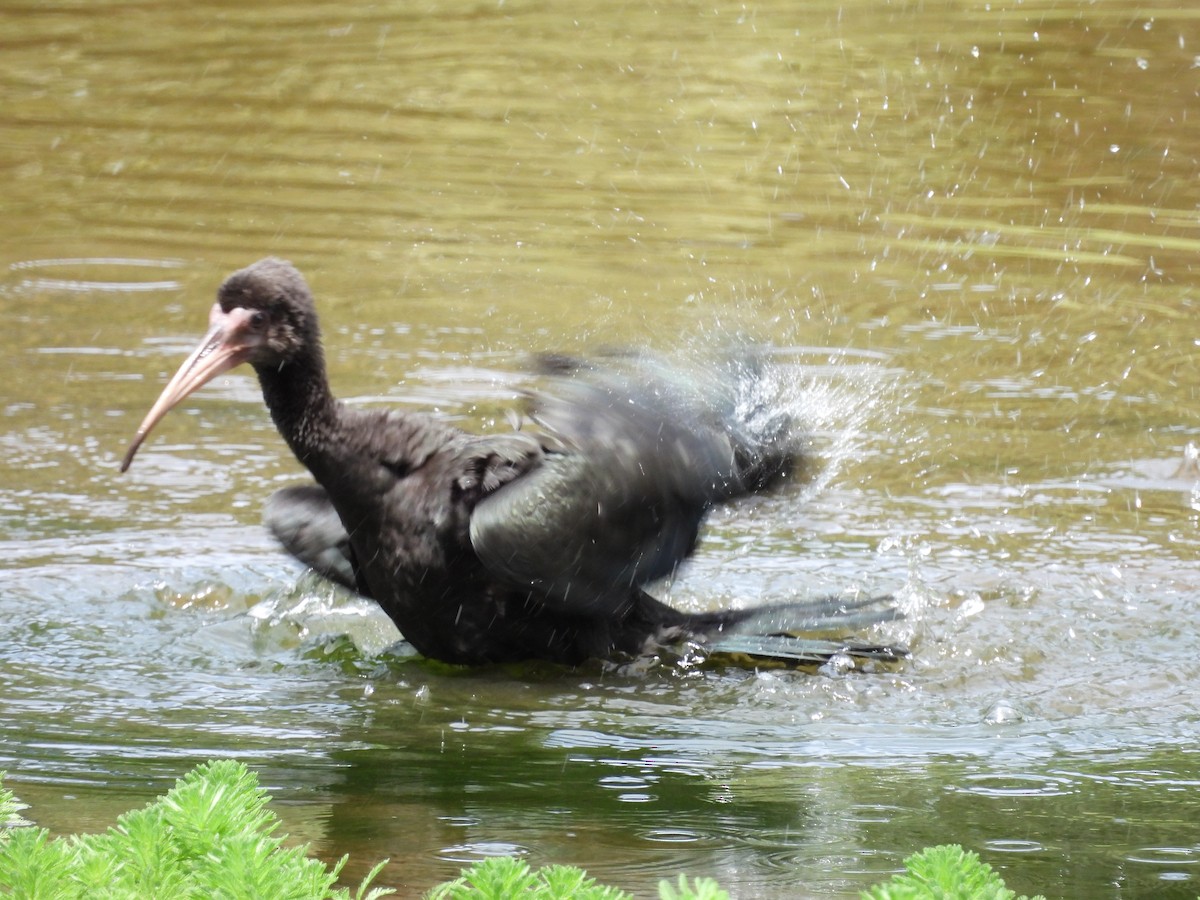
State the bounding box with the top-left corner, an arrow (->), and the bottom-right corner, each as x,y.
983,699 -> 1025,725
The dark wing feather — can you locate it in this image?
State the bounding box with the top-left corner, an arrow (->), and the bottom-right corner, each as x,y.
469,358 -> 775,617
264,484 -> 368,596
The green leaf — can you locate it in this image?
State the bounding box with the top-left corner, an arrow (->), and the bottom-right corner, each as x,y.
861,845 -> 1046,900
659,874 -> 730,900
0,761 -> 390,900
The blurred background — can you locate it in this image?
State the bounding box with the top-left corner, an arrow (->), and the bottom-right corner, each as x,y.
2,1 -> 1199,896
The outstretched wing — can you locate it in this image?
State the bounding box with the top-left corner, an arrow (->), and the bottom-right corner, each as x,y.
469,356 -> 784,617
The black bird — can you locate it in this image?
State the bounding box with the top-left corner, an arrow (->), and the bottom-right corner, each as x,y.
121,259 -> 903,667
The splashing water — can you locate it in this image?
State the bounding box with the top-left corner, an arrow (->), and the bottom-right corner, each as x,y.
730,344 -> 905,502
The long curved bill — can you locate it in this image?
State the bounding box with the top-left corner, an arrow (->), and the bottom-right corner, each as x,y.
120,304 -> 260,472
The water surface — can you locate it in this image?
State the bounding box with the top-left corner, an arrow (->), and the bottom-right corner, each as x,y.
3,1 -> 1200,897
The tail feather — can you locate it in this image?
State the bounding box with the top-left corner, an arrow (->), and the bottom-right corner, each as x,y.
682,593 -> 907,667
721,593 -> 902,636
702,633 -> 907,666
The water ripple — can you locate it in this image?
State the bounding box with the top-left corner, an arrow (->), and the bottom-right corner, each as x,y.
955,773 -> 1075,799
9,257 -> 185,294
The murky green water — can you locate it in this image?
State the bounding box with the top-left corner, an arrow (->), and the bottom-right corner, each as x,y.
3,0 -> 1200,896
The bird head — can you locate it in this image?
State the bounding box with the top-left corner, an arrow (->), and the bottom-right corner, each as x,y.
120,258 -> 319,472
215,257 -> 318,368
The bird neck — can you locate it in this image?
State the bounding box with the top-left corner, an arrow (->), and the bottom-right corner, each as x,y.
254,345 -> 344,468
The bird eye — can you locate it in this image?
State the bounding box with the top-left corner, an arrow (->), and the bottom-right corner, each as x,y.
249,310 -> 267,329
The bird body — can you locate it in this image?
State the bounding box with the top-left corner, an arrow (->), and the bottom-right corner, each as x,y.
122,259 -> 903,667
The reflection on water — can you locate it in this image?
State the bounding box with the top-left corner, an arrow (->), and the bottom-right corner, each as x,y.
3,0 -> 1200,896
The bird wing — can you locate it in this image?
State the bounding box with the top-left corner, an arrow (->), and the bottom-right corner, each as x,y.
264,484 -> 369,596
468,363 -> 747,617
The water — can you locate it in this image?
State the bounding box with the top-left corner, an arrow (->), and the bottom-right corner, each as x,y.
3,0 -> 1200,896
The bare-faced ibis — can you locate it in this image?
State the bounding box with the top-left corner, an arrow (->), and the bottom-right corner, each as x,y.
122,259 -> 903,667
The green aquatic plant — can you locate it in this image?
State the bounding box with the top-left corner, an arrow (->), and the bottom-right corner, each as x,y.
425,856 -> 631,899
0,766 -> 1047,900
0,760 -> 392,900
861,844 -> 1046,900
0,775 -> 25,830
422,845 -> 1047,900
425,858 -> 730,900
657,873 -> 730,900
